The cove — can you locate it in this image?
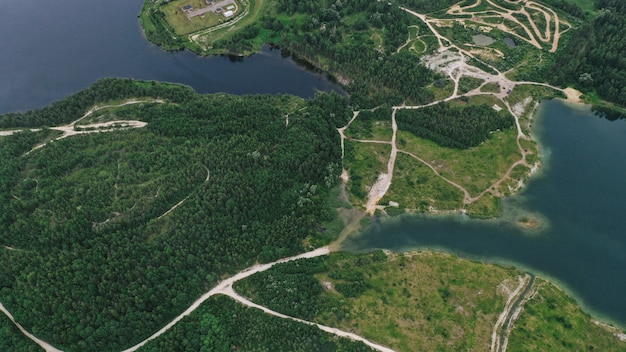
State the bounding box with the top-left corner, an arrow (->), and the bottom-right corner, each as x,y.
0,0 -> 342,115
342,100 -> 626,327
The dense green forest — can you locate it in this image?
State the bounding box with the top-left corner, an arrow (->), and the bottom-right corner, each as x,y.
0,79 -> 352,351
140,295 -> 374,351
214,0 -> 439,108
0,78 -> 195,128
0,313 -> 41,352
395,103 -> 515,149
549,0 -> 626,108
275,0 -> 438,107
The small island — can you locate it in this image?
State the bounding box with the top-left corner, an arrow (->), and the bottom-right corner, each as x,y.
1,0 -> 625,350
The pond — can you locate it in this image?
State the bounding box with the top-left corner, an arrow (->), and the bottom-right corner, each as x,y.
472,34 -> 496,46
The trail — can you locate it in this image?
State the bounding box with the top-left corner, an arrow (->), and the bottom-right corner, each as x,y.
351,3 -> 574,211
365,108 -> 398,214
446,0 -> 571,52
398,149 -> 472,203
156,165 -> 210,220
491,274 -> 536,352
0,303 -> 62,352
0,99 -> 161,155
0,2 -> 583,350
122,246 -> 395,352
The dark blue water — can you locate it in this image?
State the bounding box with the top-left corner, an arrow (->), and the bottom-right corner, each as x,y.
0,0 -> 341,114
343,100 -> 626,327
1,0 -> 624,331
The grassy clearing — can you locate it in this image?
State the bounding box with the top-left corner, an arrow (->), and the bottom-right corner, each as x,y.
381,153 -> 464,212
239,251 -> 521,352
184,0 -> 269,54
507,279 -> 626,352
458,76 -> 485,94
344,119 -> 393,141
162,0 -> 241,36
317,251 -> 516,351
344,141 -> 391,206
428,79 -> 456,100
396,127 -> 520,196
481,82 -> 501,93
496,164 -> 531,196
466,192 -> 501,218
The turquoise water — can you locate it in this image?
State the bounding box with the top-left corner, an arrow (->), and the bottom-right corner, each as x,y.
342,100 -> 626,327
1,0 -> 624,332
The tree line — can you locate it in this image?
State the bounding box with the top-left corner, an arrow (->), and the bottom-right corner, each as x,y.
0,78 -> 195,128
547,0 -> 626,108
0,79 -> 354,351
396,103 -> 515,149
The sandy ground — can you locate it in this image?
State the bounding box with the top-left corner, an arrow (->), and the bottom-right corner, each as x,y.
563,87 -> 583,104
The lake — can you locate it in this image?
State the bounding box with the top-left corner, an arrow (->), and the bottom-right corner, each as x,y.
342,100 -> 626,327
0,0 -> 341,115
1,0 -> 625,330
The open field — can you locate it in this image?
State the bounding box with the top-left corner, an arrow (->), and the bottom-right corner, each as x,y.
237,251 -> 523,352
396,128 -> 520,196
381,153 -> 464,212
162,0 -> 241,36
189,0 -> 268,54
507,279 -> 626,351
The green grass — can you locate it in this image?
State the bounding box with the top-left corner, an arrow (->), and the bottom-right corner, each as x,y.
582,91 -> 626,116
497,164 -> 531,196
466,192 -> 501,218
344,119 -> 393,141
507,279 -> 626,351
344,141 -> 391,206
162,0 -> 242,36
239,251 -> 523,352
396,127 -> 521,196
155,0 -> 270,54
381,153 -> 464,212
458,76 -> 485,94
428,79 -> 456,101
481,82 -> 501,93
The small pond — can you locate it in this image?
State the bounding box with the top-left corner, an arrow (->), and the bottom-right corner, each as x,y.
472,34 -> 495,46
504,37 -> 517,48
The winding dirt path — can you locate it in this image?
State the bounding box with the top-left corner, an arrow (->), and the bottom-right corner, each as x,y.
0,303 -> 62,352
364,109 -> 398,214
157,165 -> 210,220
122,246 -> 395,352
491,274 -> 535,352
446,0 -> 570,52
351,2 -> 577,211
1,99 -> 161,155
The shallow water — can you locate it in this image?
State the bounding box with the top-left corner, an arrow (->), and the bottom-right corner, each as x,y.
343,100 -> 626,327
1,0 -> 624,330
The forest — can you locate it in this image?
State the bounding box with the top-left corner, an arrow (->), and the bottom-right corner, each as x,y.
548,0 -> 626,108
0,79 -> 195,128
0,79 -> 353,351
395,103 -> 515,149
210,0 -> 439,108
140,295 -> 374,352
